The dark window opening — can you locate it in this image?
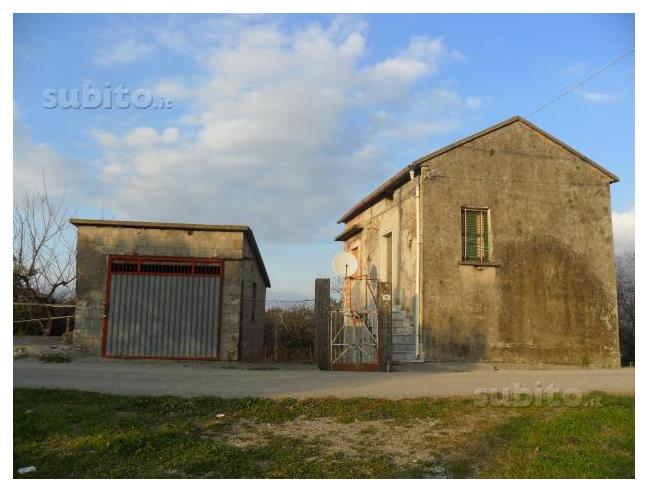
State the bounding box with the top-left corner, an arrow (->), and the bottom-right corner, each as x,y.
251,282 -> 257,322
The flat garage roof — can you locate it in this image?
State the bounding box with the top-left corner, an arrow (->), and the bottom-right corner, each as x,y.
70,218 -> 270,287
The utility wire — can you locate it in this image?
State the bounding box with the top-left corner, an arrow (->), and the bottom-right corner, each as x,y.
526,49 -> 634,118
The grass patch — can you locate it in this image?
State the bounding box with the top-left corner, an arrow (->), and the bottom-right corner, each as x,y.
476,394 -> 635,478
14,389 -> 633,478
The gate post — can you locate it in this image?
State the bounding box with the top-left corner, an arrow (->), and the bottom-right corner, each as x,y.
314,278 -> 331,370
377,282 -> 392,372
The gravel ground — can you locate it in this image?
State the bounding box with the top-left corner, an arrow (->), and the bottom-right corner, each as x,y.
13,356 -> 634,399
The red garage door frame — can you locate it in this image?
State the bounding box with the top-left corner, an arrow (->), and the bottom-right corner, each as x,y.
101,255 -> 225,360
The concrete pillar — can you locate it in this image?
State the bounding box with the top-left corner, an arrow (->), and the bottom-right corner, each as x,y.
378,282 -> 392,372
314,278 -> 331,371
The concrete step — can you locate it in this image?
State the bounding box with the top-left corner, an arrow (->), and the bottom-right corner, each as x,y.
392,345 -> 416,354
391,352 -> 419,363
390,360 -> 427,370
392,334 -> 414,345
392,326 -> 414,336
391,311 -> 406,321
392,321 -> 412,329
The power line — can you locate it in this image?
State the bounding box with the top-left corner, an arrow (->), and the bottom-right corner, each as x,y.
526,49 -> 634,118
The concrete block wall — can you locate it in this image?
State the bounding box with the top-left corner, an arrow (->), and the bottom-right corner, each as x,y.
72,223 -> 264,361
238,236 -> 267,362
219,261 -> 243,361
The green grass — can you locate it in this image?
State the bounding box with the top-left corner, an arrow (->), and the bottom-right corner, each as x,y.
476,395 -> 635,478
13,389 -> 634,478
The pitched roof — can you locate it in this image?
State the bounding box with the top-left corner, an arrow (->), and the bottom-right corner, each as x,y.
336,115 -> 618,224
70,218 -> 270,287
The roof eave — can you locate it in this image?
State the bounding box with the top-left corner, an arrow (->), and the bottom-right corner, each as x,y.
336,115 -> 619,224
336,168 -> 411,224
334,225 -> 364,242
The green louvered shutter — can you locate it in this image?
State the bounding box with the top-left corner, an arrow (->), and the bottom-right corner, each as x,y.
465,211 -> 478,259
481,211 -> 490,260
462,208 -> 490,261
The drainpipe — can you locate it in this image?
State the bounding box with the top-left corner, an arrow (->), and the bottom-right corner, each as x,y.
409,169 -> 422,360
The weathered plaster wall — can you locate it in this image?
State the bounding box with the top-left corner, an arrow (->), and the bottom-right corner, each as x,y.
343,180 -> 417,314
73,225 -> 251,360
419,121 -> 620,367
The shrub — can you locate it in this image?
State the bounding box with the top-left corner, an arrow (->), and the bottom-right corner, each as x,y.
263,304 -> 314,362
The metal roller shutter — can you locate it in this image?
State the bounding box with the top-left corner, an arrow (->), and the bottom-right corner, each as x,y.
103,256 -> 222,359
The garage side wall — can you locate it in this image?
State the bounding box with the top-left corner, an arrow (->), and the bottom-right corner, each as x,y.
238,236 -> 267,362
73,226 -> 245,359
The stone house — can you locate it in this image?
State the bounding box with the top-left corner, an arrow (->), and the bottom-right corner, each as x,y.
71,219 -> 269,361
335,116 -> 620,367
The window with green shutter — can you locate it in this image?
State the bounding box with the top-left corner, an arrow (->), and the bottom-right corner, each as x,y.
461,208 -> 490,262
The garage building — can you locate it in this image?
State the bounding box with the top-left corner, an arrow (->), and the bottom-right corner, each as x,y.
71,219 -> 269,361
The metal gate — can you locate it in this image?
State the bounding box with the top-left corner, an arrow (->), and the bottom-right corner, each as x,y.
330,277 -> 382,371
102,256 -> 223,359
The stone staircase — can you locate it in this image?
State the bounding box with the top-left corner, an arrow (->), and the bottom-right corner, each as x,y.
391,306 -> 418,362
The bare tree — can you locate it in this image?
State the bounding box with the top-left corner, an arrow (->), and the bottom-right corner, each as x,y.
331,275 -> 344,296
13,178 -> 76,335
263,303 -> 315,362
616,252 -> 635,366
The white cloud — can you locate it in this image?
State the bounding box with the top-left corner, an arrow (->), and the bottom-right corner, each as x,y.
465,96 -> 483,110
89,17 -> 479,242
612,207 -> 634,254
363,36 -> 450,99
14,112 -> 86,199
580,91 -> 618,103
153,78 -> 192,100
371,90 -> 482,140
96,38 -> 154,65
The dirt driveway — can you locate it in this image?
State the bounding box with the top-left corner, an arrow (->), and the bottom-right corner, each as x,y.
13,357 -> 634,399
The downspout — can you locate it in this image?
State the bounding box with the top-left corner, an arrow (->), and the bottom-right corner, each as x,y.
409,169 -> 422,360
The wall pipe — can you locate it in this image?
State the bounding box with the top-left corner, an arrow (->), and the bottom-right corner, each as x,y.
409,169 -> 422,360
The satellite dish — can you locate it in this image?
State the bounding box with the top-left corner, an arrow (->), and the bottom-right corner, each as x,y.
332,252 -> 358,278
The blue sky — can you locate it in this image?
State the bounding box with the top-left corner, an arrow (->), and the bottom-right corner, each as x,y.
14,13 -> 635,298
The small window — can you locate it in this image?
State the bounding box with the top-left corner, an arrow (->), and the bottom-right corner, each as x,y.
461,208 -> 490,262
251,282 -> 257,322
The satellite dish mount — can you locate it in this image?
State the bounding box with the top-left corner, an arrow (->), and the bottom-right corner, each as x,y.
332,252 -> 359,278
